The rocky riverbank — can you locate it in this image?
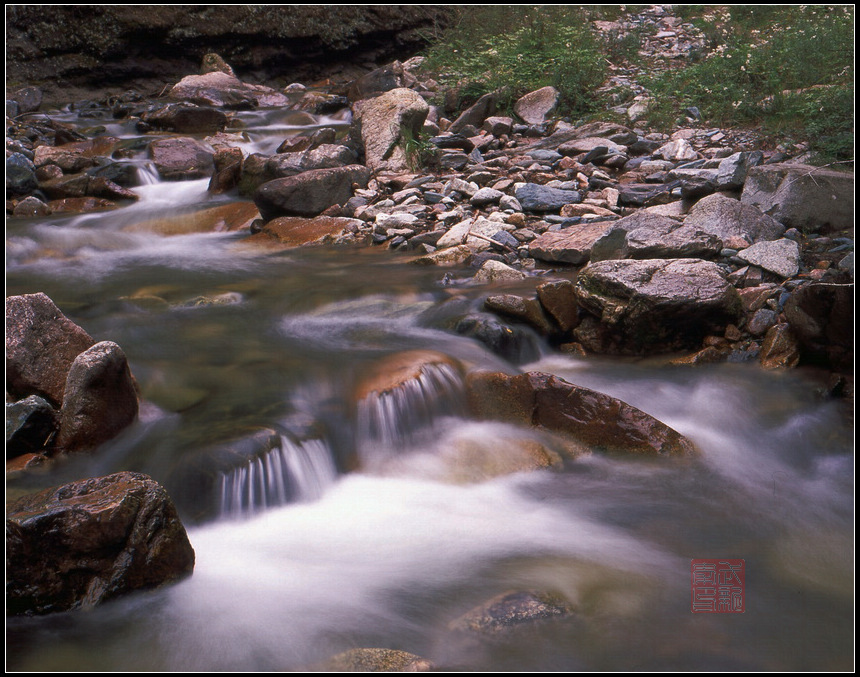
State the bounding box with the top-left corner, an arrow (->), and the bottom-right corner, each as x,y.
5,5 -> 854,665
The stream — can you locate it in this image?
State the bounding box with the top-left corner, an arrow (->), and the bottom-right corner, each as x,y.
5,106 -> 854,672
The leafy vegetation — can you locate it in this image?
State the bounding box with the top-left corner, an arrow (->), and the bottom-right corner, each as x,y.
419,5 -> 853,163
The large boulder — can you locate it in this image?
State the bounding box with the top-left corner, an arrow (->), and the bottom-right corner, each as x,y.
6,472 -> 195,616
682,193 -> 785,244
529,221 -> 617,265
590,212 -> 722,262
574,258 -> 742,351
741,163 -> 854,234
6,395 -> 58,459
54,341 -> 139,454
352,88 -> 430,172
466,370 -> 697,457
254,165 -> 371,219
514,86 -> 559,125
149,137 -> 215,181
168,71 -> 290,108
6,293 -> 95,406
141,103 -> 228,134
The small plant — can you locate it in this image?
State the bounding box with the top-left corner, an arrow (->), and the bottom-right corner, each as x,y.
401,126 -> 437,171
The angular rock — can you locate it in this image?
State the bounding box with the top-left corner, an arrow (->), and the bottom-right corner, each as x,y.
514,86 -> 559,125
784,282 -> 853,371
6,153 -> 38,197
6,395 -> 58,458
575,258 -> 742,351
536,280 -> 580,333
54,341 -> 139,454
266,144 -> 357,178
716,151 -> 763,190
449,92 -> 497,134
590,212 -> 722,262
466,371 -> 697,456
6,472 -> 195,615
741,163 -> 854,234
352,88 -> 430,172
6,293 -> 95,406
149,136 -> 215,181
655,138 -> 698,162
470,187 -> 504,207
759,323 -> 801,369
737,238 -> 802,278
454,315 -> 541,364
529,221 -> 616,265
254,165 -> 371,219
515,183 -> 581,212
347,63 -> 405,102
484,295 -> 555,335
558,137 -> 626,156
473,260 -> 526,284
683,193 -> 785,244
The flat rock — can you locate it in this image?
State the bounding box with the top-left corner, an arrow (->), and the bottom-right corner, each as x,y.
249,216 -> 362,247
254,165 -> 371,219
515,183 -> 582,212
590,211 -> 722,262
529,221 -> 616,265
737,238 -> 802,278
683,193 -> 785,243
149,136 -> 215,181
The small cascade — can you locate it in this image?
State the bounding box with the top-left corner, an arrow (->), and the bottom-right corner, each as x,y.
134,161 -> 162,186
355,361 -> 466,465
218,436 -> 338,518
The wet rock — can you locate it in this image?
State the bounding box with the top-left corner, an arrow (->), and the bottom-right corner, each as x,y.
529,221 -> 616,265
354,350 -> 462,402
741,163 -> 854,234
412,245 -> 472,266
590,212 -> 722,262
449,590 -> 573,635
683,193 -> 784,244
6,153 -> 38,197
514,86 -> 559,125
208,146 -> 244,193
6,293 -> 96,406
6,395 -> 58,458
12,196 -> 52,218
318,648 -> 432,672
6,471 -> 195,616
536,279 -> 580,333
737,238 -> 802,278
54,341 -> 139,454
168,71 -> 289,108
149,136 -> 215,181
125,201 -> 260,235
141,104 -> 228,134
454,315 -> 541,364
575,258 -> 742,352
784,283 -> 853,371
515,183 -> 581,212
466,371 -> 697,456
759,323 -> 801,369
248,216 -> 363,247
485,295 -> 555,335
47,197 -> 120,213
254,165 -> 371,219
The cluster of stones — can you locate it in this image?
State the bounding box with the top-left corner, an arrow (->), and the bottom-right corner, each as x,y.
6,293 -> 195,616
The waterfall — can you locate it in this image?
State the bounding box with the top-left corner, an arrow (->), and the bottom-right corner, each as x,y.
218,436 -> 338,518
355,362 -> 466,465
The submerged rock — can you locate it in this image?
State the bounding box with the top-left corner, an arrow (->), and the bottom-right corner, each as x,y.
317,648 -> 432,672
6,472 -> 195,616
449,590 -> 574,635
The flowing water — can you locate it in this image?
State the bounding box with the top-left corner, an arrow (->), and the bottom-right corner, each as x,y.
5,107 -> 854,672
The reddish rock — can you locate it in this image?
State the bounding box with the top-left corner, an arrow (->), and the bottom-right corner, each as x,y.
149,136 -> 215,181
759,323 -> 801,369
529,221 -> 616,265
6,293 -> 95,406
466,371 -> 697,457
47,197 -> 119,213
54,341 -> 139,454
536,279 -> 581,333
249,215 -> 362,247
6,472 -> 195,615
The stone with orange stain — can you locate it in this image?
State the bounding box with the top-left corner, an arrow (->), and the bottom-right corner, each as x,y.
247,215 -> 363,248
125,201 -> 260,235
353,350 -> 462,401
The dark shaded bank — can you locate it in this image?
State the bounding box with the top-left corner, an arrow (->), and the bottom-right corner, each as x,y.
6,5 -> 452,103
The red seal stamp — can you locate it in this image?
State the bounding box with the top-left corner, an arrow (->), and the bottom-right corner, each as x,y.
691,559 -> 745,613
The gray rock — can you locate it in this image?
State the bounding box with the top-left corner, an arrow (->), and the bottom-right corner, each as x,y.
747,308 -> 779,336
740,163 -> 854,234
470,187 -> 504,207
265,144 -> 357,177
254,165 -> 371,219
352,88 -> 430,172
737,238 -> 802,278
473,260 -> 527,284
591,211 -> 722,262
654,138 -> 698,162
575,258 -> 742,351
141,104 -> 228,134
716,151 -> 763,190
11,85 -> 43,114
55,341 -> 139,454
169,71 -> 289,108
6,153 -> 38,197
449,92 -> 498,134
499,195 -> 523,212
558,136 -> 627,156
515,183 -> 581,212
683,193 -> 785,244
514,86 -> 559,125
